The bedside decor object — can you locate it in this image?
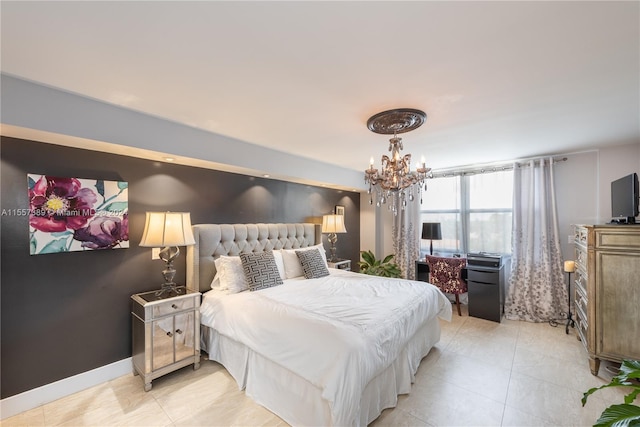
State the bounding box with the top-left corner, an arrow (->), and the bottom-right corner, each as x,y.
28,174 -> 129,254
322,214 -> 347,262
562,260 -> 576,334
421,222 -> 442,255
364,108 -> 431,212
139,211 -> 195,295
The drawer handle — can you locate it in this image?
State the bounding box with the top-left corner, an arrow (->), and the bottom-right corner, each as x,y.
171,304 -> 178,309
166,331 -> 173,337
176,329 -> 183,335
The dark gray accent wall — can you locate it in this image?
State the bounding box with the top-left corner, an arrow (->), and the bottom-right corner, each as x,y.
0,136 -> 360,398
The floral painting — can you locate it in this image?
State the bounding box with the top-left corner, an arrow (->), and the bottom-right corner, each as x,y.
28,174 -> 129,255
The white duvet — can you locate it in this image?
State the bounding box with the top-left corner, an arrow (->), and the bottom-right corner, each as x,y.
200,269 -> 452,426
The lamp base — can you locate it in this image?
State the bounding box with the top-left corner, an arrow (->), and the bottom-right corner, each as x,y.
155,246 -> 182,296
327,233 -> 339,262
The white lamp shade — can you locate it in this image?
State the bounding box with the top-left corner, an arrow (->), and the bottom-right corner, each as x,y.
321,214 -> 347,234
139,212 -> 196,247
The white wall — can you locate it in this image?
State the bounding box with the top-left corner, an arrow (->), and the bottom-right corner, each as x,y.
359,192 -> 394,262
1,74 -> 363,191
555,150 -> 599,261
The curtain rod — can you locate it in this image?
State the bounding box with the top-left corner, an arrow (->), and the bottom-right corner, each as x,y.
429,156 -> 568,178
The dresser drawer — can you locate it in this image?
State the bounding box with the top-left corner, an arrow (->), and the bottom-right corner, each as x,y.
574,226 -> 588,246
576,314 -> 588,345
574,269 -> 587,300
575,246 -> 587,271
575,289 -> 587,317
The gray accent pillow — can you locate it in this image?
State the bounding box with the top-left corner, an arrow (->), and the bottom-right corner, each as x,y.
239,251 -> 283,291
296,249 -> 330,279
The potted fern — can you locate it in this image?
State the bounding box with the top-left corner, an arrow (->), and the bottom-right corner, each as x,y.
358,250 -> 401,278
582,359 -> 640,426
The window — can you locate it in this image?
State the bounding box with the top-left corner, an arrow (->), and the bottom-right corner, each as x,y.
420,170 -> 513,255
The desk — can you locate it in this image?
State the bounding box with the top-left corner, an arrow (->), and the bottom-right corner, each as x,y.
416,259 -> 504,322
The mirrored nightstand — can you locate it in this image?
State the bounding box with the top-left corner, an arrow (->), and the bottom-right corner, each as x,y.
327,259 -> 351,271
131,287 -> 201,391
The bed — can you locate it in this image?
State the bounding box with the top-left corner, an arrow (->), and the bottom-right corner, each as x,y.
186,223 -> 452,426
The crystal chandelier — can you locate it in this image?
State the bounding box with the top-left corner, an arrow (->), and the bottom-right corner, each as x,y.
364,108 -> 431,213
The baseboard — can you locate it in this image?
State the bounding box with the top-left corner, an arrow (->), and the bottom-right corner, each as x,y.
0,358 -> 133,420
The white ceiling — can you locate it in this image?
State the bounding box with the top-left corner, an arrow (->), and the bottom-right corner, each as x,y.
1,1 -> 639,174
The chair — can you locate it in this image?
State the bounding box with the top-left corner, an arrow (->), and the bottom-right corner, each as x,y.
425,255 -> 467,316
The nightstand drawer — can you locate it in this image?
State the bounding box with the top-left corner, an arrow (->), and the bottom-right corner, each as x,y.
152,298 -> 195,319
131,289 -> 197,321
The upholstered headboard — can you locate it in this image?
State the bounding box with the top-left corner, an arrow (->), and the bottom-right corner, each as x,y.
186,223 -> 321,293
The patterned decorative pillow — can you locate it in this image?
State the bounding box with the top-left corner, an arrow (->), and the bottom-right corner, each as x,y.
296,248 -> 330,279
281,244 -> 328,278
239,251 -> 283,291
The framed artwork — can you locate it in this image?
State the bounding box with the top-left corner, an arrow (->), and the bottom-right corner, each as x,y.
28,174 -> 129,255
335,205 -> 345,216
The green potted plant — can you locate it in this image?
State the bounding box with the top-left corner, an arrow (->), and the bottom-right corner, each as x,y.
358,250 -> 402,278
582,359 -> 640,426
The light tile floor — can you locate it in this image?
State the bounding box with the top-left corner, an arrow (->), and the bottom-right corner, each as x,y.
2,305 -> 631,426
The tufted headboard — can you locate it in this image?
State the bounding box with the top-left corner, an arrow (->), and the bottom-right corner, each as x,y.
186,223 -> 321,293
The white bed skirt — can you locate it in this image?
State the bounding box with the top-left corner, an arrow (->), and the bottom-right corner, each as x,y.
202,320 -> 441,426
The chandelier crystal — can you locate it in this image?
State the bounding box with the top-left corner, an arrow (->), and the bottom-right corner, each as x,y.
364,108 -> 431,213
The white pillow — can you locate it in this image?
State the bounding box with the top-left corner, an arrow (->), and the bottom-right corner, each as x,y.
280,244 -> 327,279
272,250 -> 286,280
210,256 -> 248,293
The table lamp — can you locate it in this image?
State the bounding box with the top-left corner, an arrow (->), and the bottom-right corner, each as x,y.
422,222 -> 442,255
322,214 -> 347,262
140,212 -> 195,295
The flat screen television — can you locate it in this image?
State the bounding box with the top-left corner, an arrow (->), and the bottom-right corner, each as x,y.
610,172 -> 639,224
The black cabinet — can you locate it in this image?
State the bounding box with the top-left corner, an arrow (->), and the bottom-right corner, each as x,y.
467,264 -> 505,323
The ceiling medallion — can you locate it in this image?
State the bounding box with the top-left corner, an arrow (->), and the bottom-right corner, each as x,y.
364,108 -> 431,214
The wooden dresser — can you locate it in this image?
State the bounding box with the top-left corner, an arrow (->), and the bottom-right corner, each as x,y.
573,225 -> 640,375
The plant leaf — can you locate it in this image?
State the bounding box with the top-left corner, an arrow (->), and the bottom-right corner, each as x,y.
593,404 -> 640,427
382,254 -> 395,263
619,360 -> 640,381
117,181 -> 128,190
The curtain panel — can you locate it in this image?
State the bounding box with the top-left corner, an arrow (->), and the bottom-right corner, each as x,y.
392,198 -> 421,280
505,158 -> 567,322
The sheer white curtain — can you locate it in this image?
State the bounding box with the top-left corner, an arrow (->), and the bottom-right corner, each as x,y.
392,197 -> 421,280
505,158 -> 566,322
